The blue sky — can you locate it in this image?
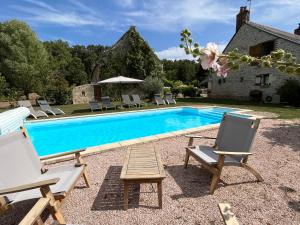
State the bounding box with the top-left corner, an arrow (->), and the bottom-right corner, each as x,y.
0,0 -> 299,60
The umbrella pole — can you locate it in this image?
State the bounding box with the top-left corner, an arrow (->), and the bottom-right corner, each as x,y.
119,83 -> 123,109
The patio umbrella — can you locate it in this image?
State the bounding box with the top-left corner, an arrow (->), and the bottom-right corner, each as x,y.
98,76 -> 144,84
97,76 -> 144,100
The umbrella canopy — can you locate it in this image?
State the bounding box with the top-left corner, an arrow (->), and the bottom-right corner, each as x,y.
98,76 -> 144,84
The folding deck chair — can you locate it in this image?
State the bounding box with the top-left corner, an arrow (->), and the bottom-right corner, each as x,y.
122,95 -> 136,108
184,114 -> 263,194
37,100 -> 65,116
132,94 -> 146,107
0,129 -> 90,223
18,101 -> 48,119
154,94 -> 166,105
165,93 -> 176,104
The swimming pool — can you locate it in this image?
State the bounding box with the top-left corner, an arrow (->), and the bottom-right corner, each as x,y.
25,107 -> 244,156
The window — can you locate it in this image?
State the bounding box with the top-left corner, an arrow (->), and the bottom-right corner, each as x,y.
249,40 -> 275,57
255,74 -> 270,86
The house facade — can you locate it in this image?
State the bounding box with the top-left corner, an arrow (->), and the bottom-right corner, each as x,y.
209,7 -> 300,102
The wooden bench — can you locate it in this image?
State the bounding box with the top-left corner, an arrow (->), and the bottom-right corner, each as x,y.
120,146 -> 166,210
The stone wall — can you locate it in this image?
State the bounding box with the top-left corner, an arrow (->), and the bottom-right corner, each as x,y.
72,84 -> 101,104
209,23 -> 300,100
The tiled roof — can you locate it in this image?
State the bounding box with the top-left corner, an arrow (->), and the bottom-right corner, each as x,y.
246,21 -> 300,45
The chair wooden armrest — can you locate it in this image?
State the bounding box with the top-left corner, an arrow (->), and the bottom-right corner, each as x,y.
0,178 -> 59,195
185,135 -> 216,139
19,197 -> 50,225
40,149 -> 85,160
213,151 -> 252,156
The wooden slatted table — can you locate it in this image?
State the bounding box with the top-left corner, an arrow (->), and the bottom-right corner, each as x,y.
120,146 -> 166,210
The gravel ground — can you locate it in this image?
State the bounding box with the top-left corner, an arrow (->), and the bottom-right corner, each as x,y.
243,111 -> 279,119
1,119 -> 300,225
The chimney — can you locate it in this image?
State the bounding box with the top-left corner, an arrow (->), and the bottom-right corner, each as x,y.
236,6 -> 250,32
294,23 -> 300,35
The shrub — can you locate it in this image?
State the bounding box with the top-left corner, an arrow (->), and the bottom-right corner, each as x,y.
46,77 -> 71,105
163,87 -> 171,95
249,90 -> 263,102
182,85 -> 197,98
143,76 -> 164,99
171,86 -> 181,97
278,80 -> 300,106
163,78 -> 174,88
170,80 -> 185,97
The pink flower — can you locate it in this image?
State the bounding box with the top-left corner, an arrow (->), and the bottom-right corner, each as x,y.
200,42 -> 219,70
216,63 -> 230,78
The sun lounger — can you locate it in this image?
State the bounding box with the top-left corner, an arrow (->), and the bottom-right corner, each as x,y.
37,100 -> 65,116
132,94 -> 146,107
18,100 -> 48,119
122,95 -> 136,108
165,93 -> 176,104
101,96 -> 117,110
89,101 -> 102,112
154,94 -> 166,105
184,114 -> 263,194
0,128 -> 89,222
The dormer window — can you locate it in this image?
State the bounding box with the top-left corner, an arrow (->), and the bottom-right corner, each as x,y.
249,41 -> 275,57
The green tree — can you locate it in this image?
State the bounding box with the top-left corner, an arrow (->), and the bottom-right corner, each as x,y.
278,80 -> 300,106
46,76 -> 71,105
71,44 -> 108,82
43,40 -> 72,77
65,57 -> 88,85
102,26 -> 162,80
0,20 -> 51,95
161,59 -> 205,84
0,73 -> 7,97
143,76 -> 164,99
176,60 -> 196,82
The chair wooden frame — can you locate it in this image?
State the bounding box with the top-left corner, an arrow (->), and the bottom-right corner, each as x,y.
0,178 -> 66,224
184,116 -> 263,194
0,128 -> 90,222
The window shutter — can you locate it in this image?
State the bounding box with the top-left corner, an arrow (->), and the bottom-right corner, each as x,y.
249,44 -> 262,57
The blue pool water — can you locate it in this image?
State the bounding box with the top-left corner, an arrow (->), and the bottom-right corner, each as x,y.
25,107 -> 239,156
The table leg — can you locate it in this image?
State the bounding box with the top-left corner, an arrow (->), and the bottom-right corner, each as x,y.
124,182 -> 129,210
157,180 -> 162,209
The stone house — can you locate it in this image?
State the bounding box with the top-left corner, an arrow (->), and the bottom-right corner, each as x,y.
72,84 -> 101,104
209,7 -> 300,102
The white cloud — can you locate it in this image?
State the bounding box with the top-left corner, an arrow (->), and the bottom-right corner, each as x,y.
217,43 -> 227,53
23,0 -> 59,12
156,42 -> 227,61
117,0 -> 135,8
11,1 -> 105,27
251,0 -> 300,28
123,0 -> 236,31
155,47 -> 194,61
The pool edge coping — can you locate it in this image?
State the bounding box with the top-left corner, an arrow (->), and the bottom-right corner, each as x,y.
41,105 -> 261,164
28,105 -> 256,123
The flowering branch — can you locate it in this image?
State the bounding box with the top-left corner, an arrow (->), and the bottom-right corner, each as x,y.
180,29 -> 300,77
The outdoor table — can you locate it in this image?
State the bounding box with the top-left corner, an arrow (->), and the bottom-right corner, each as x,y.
120,146 -> 166,210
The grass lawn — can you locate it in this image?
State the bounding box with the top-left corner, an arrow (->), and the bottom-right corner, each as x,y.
176,98 -> 300,119
2,98 -> 300,119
